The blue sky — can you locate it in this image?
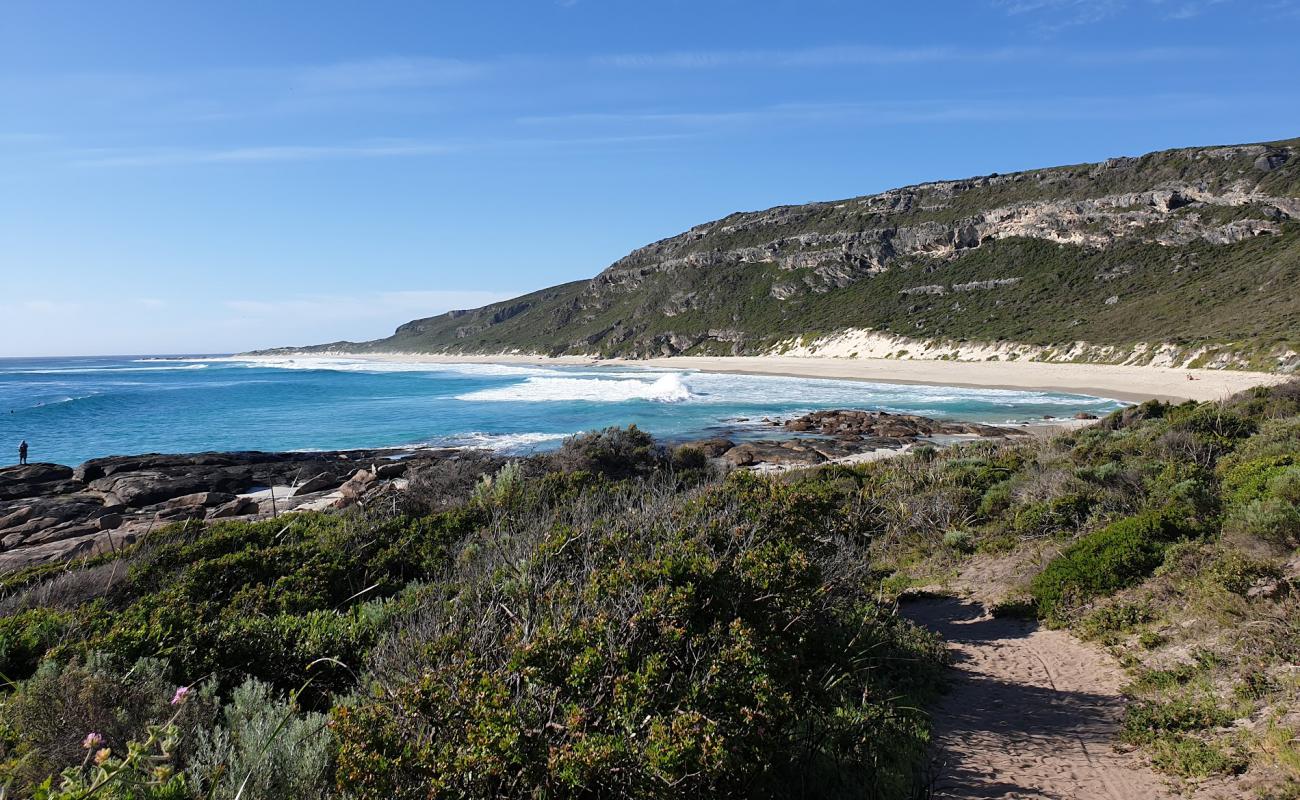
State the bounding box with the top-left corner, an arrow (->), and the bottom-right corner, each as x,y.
3,0 -> 1298,356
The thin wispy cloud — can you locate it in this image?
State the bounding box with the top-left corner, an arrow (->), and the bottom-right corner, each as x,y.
72,133 -> 688,168
519,92 -> 1283,131
291,57 -> 488,92
994,0 -> 1296,28
593,43 -> 1220,70
0,55 -> 493,126
73,140 -> 463,168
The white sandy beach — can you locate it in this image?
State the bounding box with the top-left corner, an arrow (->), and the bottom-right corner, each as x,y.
255,351 -> 1287,404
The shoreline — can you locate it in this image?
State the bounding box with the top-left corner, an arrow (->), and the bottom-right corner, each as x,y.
246,351 -> 1288,404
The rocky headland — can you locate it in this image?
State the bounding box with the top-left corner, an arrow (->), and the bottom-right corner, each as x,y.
260,137 -> 1300,373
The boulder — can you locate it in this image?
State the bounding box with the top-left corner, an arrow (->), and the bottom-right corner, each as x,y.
162,491 -> 237,510
723,442 -> 827,468
88,471 -> 222,508
337,469 -> 377,501
680,438 -> 735,458
96,514 -> 123,531
373,461 -> 409,479
291,472 -> 342,496
208,497 -> 259,519
1255,152 -> 1290,172
1074,412 -> 1099,420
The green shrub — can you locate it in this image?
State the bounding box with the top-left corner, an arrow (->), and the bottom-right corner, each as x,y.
1013,493 -> 1093,537
0,607 -> 71,680
1077,600 -> 1154,641
1149,735 -> 1247,778
469,459 -> 526,508
1224,498 -> 1300,550
188,678 -> 332,800
1206,550 -> 1285,595
1122,692 -> 1232,741
1168,403 -> 1257,441
976,480 -> 1013,518
1031,511 -> 1188,622
1220,455 -> 1300,509
549,425 -> 666,479
331,474 -> 946,799
1100,399 -> 1170,430
670,444 -> 709,472
1268,466 -> 1300,504
942,529 -> 975,553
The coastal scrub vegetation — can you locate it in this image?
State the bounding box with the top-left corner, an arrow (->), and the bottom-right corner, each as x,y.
3,383 -> 1300,797
0,430 -> 946,799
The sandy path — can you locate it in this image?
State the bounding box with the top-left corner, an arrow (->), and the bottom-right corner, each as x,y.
900,598 -> 1174,800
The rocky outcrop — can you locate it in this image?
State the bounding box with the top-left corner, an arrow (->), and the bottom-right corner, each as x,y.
0,464 -> 80,501
782,410 -> 1022,440
0,448 -> 462,573
686,410 -> 1024,469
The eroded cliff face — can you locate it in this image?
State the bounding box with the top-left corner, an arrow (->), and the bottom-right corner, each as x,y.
595,142 -> 1296,297
269,139 -> 1300,369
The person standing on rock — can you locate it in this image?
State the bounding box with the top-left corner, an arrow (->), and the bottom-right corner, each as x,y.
18,440 -> 28,465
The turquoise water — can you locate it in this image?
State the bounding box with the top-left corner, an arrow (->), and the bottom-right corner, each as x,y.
0,355 -> 1125,467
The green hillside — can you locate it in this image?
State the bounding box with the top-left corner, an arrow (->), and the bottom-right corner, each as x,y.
267,138 -> 1300,370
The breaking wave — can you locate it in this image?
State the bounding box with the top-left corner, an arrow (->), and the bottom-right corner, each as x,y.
456,373 -> 696,403
437,431 -> 571,452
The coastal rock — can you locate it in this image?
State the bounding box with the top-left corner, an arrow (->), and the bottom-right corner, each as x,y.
0,463 -> 81,501
161,491 -> 237,511
782,410 -> 1019,439
0,530 -> 138,573
0,447 -> 465,572
724,442 -> 827,468
291,472 -> 342,496
372,461 -> 409,479
0,495 -> 108,548
208,497 -> 259,519
1255,152 -> 1290,172
680,438 -> 736,458
89,471 -> 225,507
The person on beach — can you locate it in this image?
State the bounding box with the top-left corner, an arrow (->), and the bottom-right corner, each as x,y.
18,440 -> 28,465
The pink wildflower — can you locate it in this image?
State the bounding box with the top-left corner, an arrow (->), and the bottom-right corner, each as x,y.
171,686 -> 191,705
82,732 -> 104,750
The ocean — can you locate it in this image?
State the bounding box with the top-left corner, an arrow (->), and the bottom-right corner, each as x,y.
0,355 -> 1126,467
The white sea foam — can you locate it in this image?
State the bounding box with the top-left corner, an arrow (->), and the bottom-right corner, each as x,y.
438,431 -> 571,451
457,373 -> 696,403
